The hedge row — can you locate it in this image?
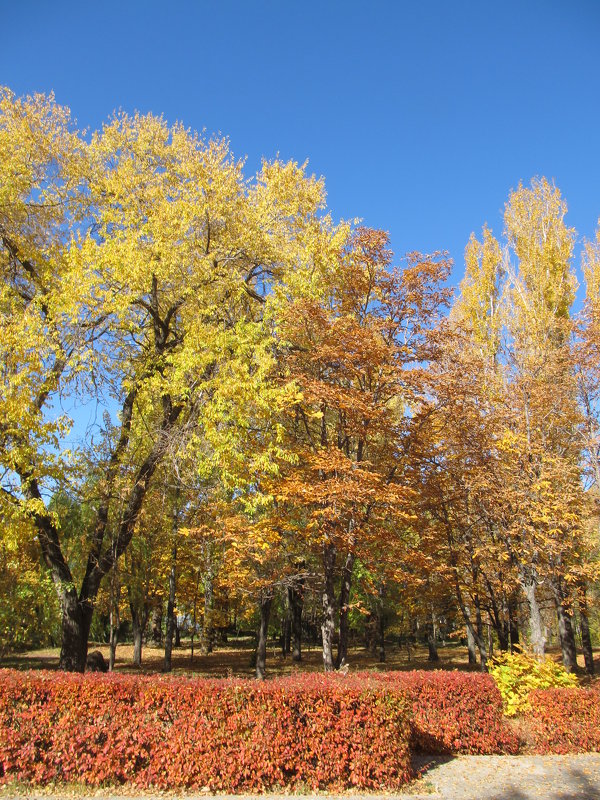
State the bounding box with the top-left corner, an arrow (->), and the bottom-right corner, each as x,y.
527,687 -> 600,754
374,670 -> 519,754
0,670 -> 412,791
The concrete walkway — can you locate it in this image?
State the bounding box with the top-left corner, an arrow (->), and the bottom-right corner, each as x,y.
408,753 -> 600,799
2,754 -> 600,800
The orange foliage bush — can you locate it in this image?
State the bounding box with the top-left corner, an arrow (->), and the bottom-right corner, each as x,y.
527,687 -> 600,754
0,670 -> 412,791
375,670 -> 519,754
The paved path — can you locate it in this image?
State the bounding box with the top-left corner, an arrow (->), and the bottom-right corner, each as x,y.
2,754 -> 600,800
409,754 -> 600,799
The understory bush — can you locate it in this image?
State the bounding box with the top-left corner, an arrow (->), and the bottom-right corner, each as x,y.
488,651 -> 579,716
0,670 -> 412,792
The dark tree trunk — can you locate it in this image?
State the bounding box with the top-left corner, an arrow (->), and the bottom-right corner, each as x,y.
289,578 -> 304,662
378,583 -> 386,663
465,607 -> 477,665
108,565 -> 120,672
202,572 -> 214,654
131,605 -> 148,667
508,596 -> 520,651
164,532 -> 178,672
282,589 -> 291,657
151,606 -> 163,645
321,542 -> 337,672
579,587 -> 595,676
427,607 -> 439,662
256,591 -> 273,680
555,600 -> 578,672
59,592 -> 94,672
336,550 -> 355,669
550,576 -> 577,673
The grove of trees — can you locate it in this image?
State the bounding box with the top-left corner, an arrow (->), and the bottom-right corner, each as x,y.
0,87 -> 598,675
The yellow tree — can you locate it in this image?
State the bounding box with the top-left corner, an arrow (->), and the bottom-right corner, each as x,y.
423,179 -> 589,670
0,87 -> 339,670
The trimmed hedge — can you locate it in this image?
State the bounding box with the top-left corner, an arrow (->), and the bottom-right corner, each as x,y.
374,670 -> 519,754
527,687 -> 600,754
0,670 -> 412,791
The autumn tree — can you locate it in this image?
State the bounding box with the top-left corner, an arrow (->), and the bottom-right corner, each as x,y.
0,87 -> 339,671
272,229 -> 451,671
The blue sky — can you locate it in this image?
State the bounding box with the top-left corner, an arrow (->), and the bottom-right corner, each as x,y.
2,0 -> 599,289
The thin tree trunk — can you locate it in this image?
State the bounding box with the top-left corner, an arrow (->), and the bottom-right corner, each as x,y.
427,606 -> 439,662
131,607 -> 145,667
256,591 -> 272,680
579,587 -> 595,675
465,604 -> 477,665
321,542 -> 336,672
151,606 -> 163,646
508,595 -> 520,652
336,550 -> 355,669
164,499 -> 180,673
290,578 -> 304,662
108,562 -> 120,672
282,588 -> 291,657
378,583 -> 386,663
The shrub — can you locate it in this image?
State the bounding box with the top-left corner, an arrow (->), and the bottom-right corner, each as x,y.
489,651 -> 579,717
527,687 -> 600,753
372,670 -> 519,754
0,670 -> 412,792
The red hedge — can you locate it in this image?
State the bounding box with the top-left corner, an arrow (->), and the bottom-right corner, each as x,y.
373,670 -> 519,754
0,670 -> 412,791
527,687 -> 600,754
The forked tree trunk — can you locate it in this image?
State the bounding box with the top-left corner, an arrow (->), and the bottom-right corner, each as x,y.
322,542 -> 337,672
256,591 -> 273,680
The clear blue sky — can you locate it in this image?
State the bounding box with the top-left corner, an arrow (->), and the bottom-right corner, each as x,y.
2,0 -> 599,288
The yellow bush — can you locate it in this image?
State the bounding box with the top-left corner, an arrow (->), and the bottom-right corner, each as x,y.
489,650 -> 579,716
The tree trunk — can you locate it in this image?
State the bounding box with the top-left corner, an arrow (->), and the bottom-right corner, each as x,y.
108,565 -> 120,672
520,570 -> 546,657
378,583 -> 386,663
202,572 -> 214,654
321,542 -> 337,672
151,606 -> 163,646
579,588 -> 595,676
465,605 -> 477,665
164,547 -> 178,672
551,577 -> 577,673
508,596 -> 520,652
282,589 -> 291,657
336,550 -> 355,669
256,591 -> 272,680
427,607 -> 439,662
131,606 -> 145,667
59,592 -> 94,672
290,578 -> 304,662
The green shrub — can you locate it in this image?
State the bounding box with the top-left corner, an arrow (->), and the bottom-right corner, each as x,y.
489,651 -> 579,716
